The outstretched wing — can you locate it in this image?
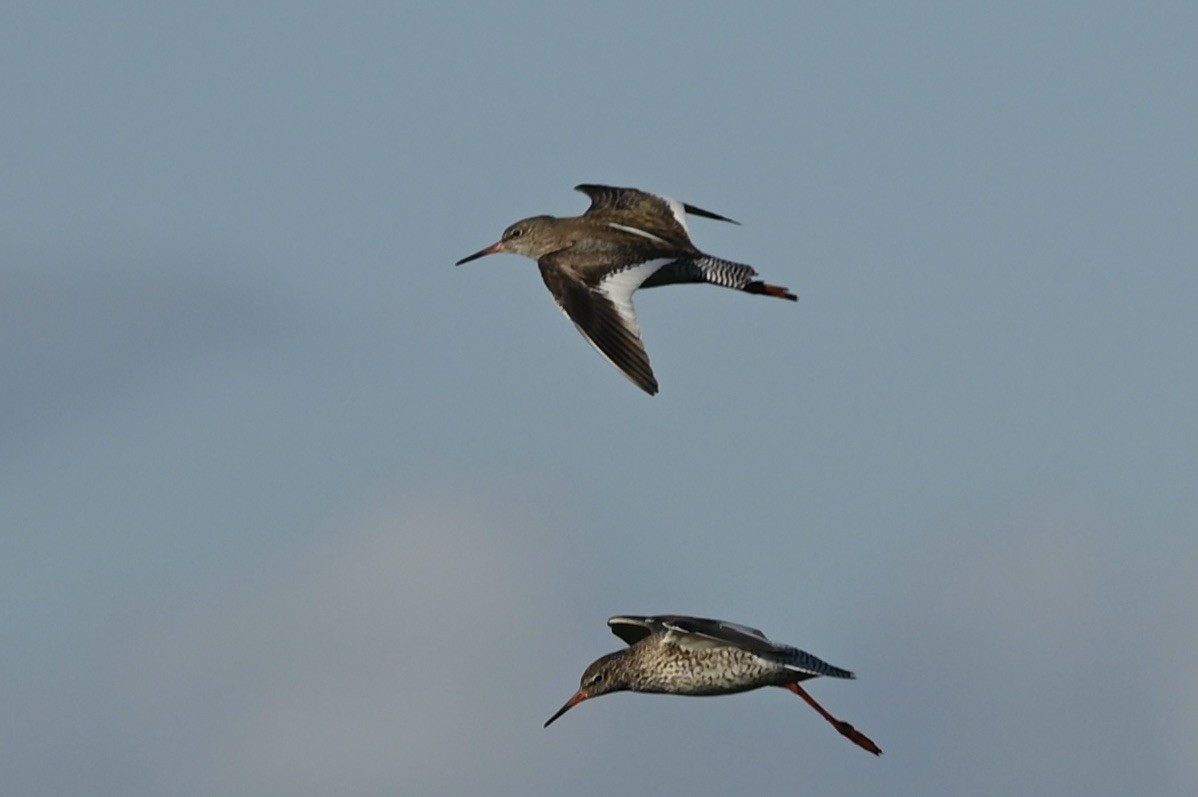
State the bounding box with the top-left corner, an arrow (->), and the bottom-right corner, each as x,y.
607,616 -> 658,646
606,614 -> 854,679
607,615 -> 771,651
575,184 -> 738,246
538,250 -> 671,395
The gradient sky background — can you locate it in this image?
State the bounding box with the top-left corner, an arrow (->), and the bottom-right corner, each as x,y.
4,3 -> 1196,795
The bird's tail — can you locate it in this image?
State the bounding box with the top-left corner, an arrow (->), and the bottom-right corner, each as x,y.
640,257 -> 798,301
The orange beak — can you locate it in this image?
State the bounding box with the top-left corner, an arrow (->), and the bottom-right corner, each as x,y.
454,241 -> 504,265
543,689 -> 588,728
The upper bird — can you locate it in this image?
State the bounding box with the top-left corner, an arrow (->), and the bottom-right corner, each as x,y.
544,614 -> 882,756
455,184 -> 797,395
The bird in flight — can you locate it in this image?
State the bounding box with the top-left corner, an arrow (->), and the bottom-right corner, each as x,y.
455,184 -> 797,395
544,614 -> 882,756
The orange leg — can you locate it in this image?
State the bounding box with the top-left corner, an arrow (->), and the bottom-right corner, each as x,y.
784,682 -> 883,756
745,281 -> 799,301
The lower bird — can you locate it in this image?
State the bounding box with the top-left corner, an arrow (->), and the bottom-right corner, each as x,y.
455,184 -> 797,395
544,614 -> 882,756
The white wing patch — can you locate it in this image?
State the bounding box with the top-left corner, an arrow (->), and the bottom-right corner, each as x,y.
594,258 -> 672,338
719,620 -> 771,643
658,618 -> 775,653
606,222 -> 668,245
659,619 -> 741,652
662,625 -> 726,651
658,194 -> 690,233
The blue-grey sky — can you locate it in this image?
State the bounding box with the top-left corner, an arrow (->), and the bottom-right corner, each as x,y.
4,3 -> 1196,795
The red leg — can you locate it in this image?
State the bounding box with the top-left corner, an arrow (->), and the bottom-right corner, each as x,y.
784,683 -> 882,756
745,281 -> 799,301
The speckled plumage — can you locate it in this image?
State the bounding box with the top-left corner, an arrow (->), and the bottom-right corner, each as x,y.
454,185 -> 797,395
545,614 -> 882,756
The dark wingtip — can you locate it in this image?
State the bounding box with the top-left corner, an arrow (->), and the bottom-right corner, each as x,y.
574,183 -> 611,199
682,202 -> 740,225
634,375 -> 660,396
622,364 -> 659,396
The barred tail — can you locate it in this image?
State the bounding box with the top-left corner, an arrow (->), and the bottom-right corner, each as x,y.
640,256 -> 797,301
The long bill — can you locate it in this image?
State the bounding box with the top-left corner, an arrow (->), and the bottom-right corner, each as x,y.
454,241 -> 504,265
543,689 -> 588,728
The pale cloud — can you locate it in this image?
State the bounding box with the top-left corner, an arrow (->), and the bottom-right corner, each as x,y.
109,494 -> 1197,797
114,495 -> 575,796
868,497 -> 1198,795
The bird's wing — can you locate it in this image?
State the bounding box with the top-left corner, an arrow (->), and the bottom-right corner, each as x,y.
607,614 -> 776,653
662,616 -> 854,679
656,615 -> 779,653
609,615 -> 856,679
575,184 -> 738,237
607,616 -> 658,646
538,249 -> 670,396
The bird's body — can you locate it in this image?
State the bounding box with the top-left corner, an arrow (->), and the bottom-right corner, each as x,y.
455,185 -> 796,395
545,614 -> 881,756
588,615 -> 852,695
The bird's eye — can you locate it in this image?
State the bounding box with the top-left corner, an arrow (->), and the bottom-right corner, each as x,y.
508,228 -> 523,239
588,672 -> 605,686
